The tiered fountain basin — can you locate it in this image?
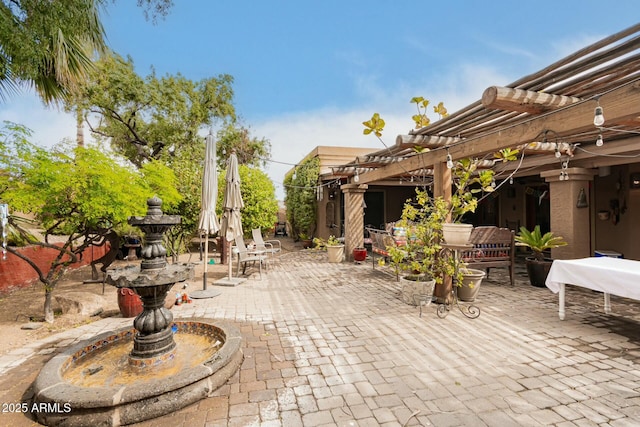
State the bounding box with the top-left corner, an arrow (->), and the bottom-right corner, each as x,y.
33,319 -> 242,427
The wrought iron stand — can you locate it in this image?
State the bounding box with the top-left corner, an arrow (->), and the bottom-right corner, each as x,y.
436,243 -> 481,319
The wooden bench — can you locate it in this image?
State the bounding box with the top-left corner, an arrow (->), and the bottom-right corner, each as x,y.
461,226 -> 515,286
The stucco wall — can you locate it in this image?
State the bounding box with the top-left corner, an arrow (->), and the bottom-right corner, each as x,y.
0,243 -> 109,294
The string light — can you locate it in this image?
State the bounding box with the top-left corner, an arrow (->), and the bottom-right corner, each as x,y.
594,104 -> 605,127
559,160 -> 569,181
555,143 -> 561,158
446,150 -> 454,169
595,134 -> 604,147
509,177 -> 514,185
353,170 -> 360,183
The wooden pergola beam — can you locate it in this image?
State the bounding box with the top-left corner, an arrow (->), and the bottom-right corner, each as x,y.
358,81 -> 640,184
395,134 -> 461,148
481,86 -> 582,114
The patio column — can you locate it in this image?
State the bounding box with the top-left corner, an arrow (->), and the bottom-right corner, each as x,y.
541,167 -> 596,259
341,183 -> 368,261
433,160 -> 454,303
433,160 -> 452,220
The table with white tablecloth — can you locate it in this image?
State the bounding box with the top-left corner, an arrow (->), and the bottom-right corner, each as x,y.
545,257 -> 640,320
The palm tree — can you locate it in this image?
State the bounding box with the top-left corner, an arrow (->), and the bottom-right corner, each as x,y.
0,0 -> 107,104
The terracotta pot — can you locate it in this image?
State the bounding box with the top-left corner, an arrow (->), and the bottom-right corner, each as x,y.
117,288 -> 143,318
353,247 -> 367,262
301,239 -> 313,249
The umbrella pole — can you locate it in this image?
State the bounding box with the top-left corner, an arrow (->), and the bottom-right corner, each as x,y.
203,233 -> 208,290
228,239 -> 233,279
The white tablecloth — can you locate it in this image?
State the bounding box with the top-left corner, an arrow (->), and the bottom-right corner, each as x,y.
546,257 -> 640,319
546,257 -> 640,299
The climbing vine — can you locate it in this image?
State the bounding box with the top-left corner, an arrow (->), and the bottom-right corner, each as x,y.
284,157 -> 320,238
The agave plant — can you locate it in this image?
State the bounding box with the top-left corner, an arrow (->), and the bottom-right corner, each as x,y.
515,225 -> 567,261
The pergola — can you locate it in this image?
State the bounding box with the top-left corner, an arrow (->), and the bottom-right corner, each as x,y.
337,23 -> 640,260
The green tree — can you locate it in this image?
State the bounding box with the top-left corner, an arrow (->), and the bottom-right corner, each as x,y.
69,52 -> 237,250
227,165 -> 278,236
0,121 -> 180,322
75,52 -> 236,167
1,0 -> 173,104
216,122 -> 271,168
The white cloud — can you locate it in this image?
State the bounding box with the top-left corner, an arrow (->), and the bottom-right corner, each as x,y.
1,92 -> 77,148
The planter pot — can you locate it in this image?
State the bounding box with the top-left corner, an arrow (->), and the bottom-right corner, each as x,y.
457,268 -> 486,302
301,239 -> 313,249
353,247 -> 367,262
400,274 -> 436,306
327,244 -> 345,263
442,223 -> 473,245
117,288 -> 143,318
525,257 -> 553,288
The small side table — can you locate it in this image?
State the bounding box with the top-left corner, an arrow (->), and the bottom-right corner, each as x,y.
438,243 -> 481,319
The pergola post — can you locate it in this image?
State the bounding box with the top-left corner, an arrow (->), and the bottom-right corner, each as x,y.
433,160 -> 454,303
341,183 -> 368,261
541,167 -> 596,260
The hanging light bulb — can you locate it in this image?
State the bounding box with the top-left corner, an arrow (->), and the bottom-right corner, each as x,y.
353,170 -> 360,183
595,134 -> 604,147
593,105 -> 605,127
555,143 -> 561,158
446,153 -> 454,169
509,177 -> 514,185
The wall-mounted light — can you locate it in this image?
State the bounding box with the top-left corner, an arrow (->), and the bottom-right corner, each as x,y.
576,188 -> 588,208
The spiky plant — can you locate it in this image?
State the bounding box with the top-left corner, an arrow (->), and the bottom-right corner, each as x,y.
515,225 -> 567,261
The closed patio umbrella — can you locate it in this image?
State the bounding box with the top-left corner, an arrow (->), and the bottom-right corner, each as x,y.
215,150 -> 246,286
191,131 -> 221,299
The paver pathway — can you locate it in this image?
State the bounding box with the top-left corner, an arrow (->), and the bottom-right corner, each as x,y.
2,250 -> 640,426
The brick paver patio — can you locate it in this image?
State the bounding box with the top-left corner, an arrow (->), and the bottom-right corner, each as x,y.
2,248 -> 640,426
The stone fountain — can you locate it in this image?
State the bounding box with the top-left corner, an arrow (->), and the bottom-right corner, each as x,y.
32,197 -> 243,427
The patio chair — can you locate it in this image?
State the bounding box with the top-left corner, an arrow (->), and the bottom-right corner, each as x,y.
234,236 -> 268,279
252,228 -> 282,258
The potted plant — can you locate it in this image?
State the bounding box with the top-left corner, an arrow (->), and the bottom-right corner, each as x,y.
325,235 -> 345,263
515,225 -> 568,287
442,158 -> 499,244
384,190 -> 451,306
299,232 -> 313,249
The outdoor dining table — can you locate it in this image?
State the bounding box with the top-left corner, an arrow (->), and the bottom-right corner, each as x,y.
545,257 -> 640,320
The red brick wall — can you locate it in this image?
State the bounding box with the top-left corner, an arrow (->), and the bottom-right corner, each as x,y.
0,244 -> 109,294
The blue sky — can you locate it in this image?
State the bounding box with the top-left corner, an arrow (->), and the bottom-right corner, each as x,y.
2,2 -> 639,199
